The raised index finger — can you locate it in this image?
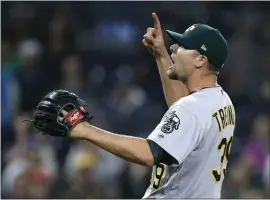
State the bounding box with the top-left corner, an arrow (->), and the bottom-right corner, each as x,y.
152,12 -> 162,35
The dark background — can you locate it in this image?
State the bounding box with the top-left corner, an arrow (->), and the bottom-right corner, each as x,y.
1,1 -> 269,198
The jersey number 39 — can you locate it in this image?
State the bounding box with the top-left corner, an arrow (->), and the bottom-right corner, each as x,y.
152,163 -> 166,189
211,136 -> 233,183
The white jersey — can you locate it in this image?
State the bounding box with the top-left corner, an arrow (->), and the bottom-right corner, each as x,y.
143,86 -> 236,198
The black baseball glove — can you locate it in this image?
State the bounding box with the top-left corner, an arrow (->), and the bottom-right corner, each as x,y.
27,89 -> 93,137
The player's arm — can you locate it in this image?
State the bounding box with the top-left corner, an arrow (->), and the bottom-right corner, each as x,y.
69,121 -> 177,167
65,105 -> 203,169
143,13 -> 188,107
69,122 -> 155,167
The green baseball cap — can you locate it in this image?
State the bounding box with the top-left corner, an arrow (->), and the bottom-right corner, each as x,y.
166,24 -> 228,69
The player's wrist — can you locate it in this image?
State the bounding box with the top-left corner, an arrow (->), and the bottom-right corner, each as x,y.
156,54 -> 172,66
155,47 -> 169,60
69,121 -> 90,139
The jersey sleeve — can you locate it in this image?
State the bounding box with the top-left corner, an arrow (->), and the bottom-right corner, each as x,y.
147,105 -> 204,165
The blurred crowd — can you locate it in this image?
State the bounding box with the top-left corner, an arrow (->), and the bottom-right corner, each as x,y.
1,2 -> 269,199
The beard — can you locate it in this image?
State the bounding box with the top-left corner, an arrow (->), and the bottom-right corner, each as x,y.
168,70 -> 178,80
167,67 -> 180,81
167,68 -> 187,82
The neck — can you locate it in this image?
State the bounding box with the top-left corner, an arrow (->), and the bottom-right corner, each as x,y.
185,73 -> 217,93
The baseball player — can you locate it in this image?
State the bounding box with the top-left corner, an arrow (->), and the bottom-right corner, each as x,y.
30,13 -> 235,198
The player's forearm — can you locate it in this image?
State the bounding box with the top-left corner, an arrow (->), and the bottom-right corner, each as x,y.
156,56 -> 188,107
70,122 -> 154,167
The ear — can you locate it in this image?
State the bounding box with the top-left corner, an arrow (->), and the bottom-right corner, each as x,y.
194,55 -> 208,69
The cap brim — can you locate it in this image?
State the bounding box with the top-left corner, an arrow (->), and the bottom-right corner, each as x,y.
166,30 -> 191,49
166,30 -> 182,41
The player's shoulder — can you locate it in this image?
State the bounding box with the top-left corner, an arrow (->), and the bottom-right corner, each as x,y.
168,92 -> 205,120
172,86 -> 229,115
173,87 -> 216,106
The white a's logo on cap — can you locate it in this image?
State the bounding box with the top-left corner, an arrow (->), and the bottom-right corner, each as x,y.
201,44 -> 207,51
185,25 -> 195,32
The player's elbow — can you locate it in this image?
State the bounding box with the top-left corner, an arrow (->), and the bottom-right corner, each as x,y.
141,150 -> 155,167
133,138 -> 155,167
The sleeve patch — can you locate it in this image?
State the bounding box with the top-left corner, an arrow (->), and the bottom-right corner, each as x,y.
161,111 -> 180,134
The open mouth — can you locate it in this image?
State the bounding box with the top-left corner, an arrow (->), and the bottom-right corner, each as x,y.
170,57 -> 175,64
170,54 -> 175,64
169,56 -> 175,69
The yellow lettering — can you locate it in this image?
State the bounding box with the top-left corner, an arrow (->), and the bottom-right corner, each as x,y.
218,109 -> 225,129
213,105 -> 235,132
224,106 -> 228,127
212,112 -> 222,132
